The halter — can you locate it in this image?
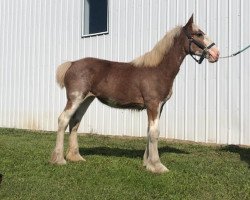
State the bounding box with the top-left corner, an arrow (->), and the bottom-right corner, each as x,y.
183,28 -> 215,64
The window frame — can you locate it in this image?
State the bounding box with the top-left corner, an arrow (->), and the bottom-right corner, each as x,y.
81,0 -> 109,38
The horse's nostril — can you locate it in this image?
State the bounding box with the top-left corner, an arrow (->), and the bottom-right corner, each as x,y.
215,52 -> 220,60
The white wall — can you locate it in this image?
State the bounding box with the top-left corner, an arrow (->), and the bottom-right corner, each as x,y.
0,0 -> 249,145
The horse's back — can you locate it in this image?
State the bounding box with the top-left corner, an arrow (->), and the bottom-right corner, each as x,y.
64,57 -> 137,89
65,57 -> 144,106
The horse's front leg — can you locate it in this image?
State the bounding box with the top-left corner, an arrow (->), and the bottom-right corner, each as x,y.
145,101 -> 169,173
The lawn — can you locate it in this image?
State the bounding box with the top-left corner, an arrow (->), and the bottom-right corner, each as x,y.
0,128 -> 249,200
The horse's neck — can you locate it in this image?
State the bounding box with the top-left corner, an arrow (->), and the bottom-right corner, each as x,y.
160,36 -> 187,79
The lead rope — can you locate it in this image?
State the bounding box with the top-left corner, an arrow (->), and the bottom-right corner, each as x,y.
220,44 -> 250,58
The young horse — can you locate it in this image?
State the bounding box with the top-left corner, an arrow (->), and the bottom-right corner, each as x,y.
51,15 -> 220,173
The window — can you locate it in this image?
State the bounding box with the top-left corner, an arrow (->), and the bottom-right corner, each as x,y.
82,0 -> 109,37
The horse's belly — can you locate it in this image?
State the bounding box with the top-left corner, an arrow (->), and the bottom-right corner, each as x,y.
97,96 -> 146,110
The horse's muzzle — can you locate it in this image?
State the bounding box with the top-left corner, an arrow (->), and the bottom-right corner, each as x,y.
207,48 -> 220,63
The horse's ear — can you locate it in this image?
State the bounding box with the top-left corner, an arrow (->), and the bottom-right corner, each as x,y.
184,14 -> 194,28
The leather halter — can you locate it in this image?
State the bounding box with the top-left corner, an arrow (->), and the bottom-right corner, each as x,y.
183,28 -> 215,64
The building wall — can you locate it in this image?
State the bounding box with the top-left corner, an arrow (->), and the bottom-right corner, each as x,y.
0,0 -> 250,145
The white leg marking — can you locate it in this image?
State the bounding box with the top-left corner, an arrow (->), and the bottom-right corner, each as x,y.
51,92 -> 84,165
66,124 -> 86,162
66,96 -> 95,162
145,102 -> 169,173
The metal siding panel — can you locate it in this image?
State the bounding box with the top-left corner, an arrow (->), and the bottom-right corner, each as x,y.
0,0 -> 3,126
149,0 -> 158,47
11,0 -> 18,128
7,0 -> 13,127
2,0 -> 7,127
118,0 -> 126,62
27,0 -> 36,129
230,0 -> 241,144
242,0 -> 250,145
50,0 -> 58,131
0,0 -> 250,145
141,0 -> 150,59
206,0 -> 219,143
217,0 -> 230,144
125,0 -> 134,61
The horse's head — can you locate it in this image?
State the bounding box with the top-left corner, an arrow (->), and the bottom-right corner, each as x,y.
183,15 -> 220,64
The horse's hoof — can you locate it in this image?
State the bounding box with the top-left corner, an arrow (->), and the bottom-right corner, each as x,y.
146,162 -> 169,174
50,151 -> 67,165
66,152 -> 86,162
50,158 -> 67,165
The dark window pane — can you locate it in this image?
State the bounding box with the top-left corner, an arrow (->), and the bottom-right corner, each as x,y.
83,0 -> 108,36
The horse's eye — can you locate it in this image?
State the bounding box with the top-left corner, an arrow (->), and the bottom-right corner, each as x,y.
196,33 -> 203,37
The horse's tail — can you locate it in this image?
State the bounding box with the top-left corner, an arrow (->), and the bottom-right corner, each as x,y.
56,61 -> 72,88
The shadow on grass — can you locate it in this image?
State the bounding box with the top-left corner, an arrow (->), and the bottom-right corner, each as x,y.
220,145 -> 250,168
80,146 -> 189,159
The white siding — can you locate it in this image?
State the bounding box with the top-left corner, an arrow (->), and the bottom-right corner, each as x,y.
0,0 -> 250,145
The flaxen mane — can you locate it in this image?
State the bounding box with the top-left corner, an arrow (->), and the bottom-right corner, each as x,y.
131,26 -> 182,67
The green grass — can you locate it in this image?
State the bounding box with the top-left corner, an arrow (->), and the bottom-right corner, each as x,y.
0,128 -> 250,200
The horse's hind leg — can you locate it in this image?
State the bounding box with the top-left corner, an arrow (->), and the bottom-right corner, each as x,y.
66,96 -> 95,162
50,92 -> 84,165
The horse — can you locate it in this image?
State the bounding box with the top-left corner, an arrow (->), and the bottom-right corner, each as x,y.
50,15 -> 220,173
